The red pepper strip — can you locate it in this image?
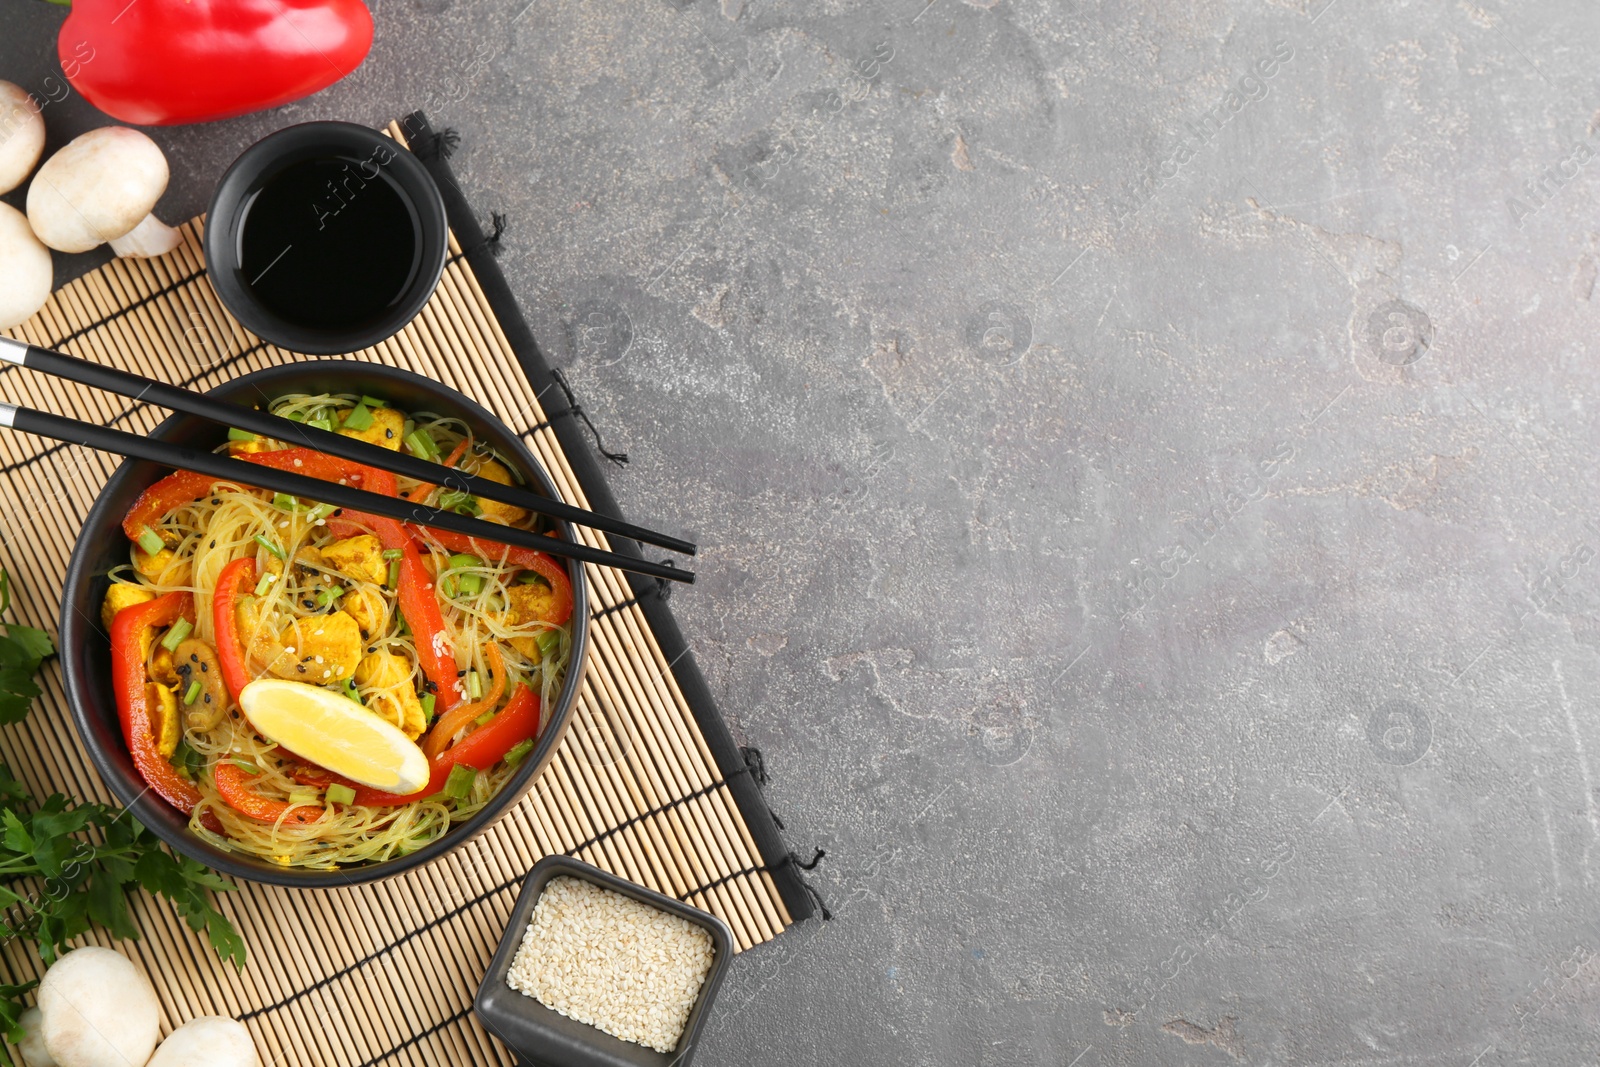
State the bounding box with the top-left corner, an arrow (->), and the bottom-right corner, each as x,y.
349,686 -> 541,806
237,447 -> 399,498
411,526 -> 574,626
212,762 -> 322,825
122,470 -> 215,542
111,592 -> 202,813
406,438 -> 472,509
326,512 -> 460,711
421,643 -> 507,760
212,556 -> 256,702
60,0 -> 373,127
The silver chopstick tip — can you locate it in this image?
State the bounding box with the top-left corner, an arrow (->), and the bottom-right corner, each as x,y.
0,338 -> 27,366
0,404 -> 16,429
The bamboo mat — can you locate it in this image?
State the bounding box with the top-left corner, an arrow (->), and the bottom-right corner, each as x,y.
0,116 -> 806,1066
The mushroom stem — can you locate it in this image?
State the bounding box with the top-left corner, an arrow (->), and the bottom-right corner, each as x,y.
107,214 -> 181,258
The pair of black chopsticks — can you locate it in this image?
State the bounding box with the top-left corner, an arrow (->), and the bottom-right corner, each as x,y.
0,338 -> 695,584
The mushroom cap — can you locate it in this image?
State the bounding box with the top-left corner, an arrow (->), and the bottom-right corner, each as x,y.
0,82 -> 45,195
0,201 -> 52,329
146,1017 -> 257,1067
17,1006 -> 57,1067
37,946 -> 161,1067
26,127 -> 169,253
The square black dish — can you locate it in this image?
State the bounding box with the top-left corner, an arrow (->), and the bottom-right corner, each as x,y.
476,855 -> 734,1067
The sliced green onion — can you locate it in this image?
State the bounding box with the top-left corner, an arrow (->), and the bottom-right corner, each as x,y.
503,739 -> 535,768
443,764 -> 477,800
518,571 -> 551,588
405,429 -> 440,459
401,418 -> 415,441
341,403 -> 375,431
227,427 -> 257,443
253,572 -> 275,597
305,502 -> 336,523
231,760 -> 260,775
467,671 -> 483,701
136,526 -> 165,556
159,618 -> 192,652
420,692 -> 436,721
386,558 -> 400,589
307,415 -> 335,432
360,395 -> 387,409
458,573 -> 484,596
447,552 -> 482,570
253,534 -> 286,560
473,709 -> 496,727
381,548 -> 404,560
285,411 -> 307,423
272,492 -> 298,511
182,680 -> 202,706
535,629 -> 562,657
340,677 -> 362,704
288,789 -> 321,808
326,783 -> 356,806
315,586 -> 336,610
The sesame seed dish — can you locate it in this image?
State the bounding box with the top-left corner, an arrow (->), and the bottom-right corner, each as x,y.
507,875 -> 715,1054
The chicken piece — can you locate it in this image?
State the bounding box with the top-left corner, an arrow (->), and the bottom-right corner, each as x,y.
470,458 -> 528,526
131,546 -> 191,586
275,610 -> 364,683
171,638 -> 227,725
507,580 -> 564,628
145,682 -> 180,757
338,406 -> 405,450
320,535 -> 386,586
341,586 -> 388,636
100,583 -> 154,631
264,545 -> 327,582
150,643 -> 180,688
354,651 -> 428,739
226,436 -> 266,456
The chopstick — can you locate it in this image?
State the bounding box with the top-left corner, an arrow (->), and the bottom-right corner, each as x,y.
0,401 -> 695,584
0,338 -> 696,557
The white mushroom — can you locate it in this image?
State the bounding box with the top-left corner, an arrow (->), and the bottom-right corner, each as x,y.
16,1007 -> 56,1067
146,1017 -> 257,1067
26,127 -> 181,258
34,946 -> 160,1067
0,81 -> 45,194
0,201 -> 52,329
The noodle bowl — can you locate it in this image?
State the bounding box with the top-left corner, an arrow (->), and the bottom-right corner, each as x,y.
60,364 -> 587,885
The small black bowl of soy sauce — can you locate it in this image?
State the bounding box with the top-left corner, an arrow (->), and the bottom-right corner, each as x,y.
204,121 -> 448,355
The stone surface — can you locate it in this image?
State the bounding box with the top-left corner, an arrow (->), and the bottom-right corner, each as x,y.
7,1 -> 1600,1063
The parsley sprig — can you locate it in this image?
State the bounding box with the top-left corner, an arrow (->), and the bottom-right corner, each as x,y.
0,571 -> 245,1063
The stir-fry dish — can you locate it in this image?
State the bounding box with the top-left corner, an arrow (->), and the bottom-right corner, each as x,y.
102,393 -> 574,868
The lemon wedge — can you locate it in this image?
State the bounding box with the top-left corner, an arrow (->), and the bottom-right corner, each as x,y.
238,679 -> 431,794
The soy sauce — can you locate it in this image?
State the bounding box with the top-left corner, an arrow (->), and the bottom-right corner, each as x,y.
238,155 -> 420,329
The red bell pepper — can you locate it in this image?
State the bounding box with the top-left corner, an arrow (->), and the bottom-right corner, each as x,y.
238,447 -> 398,498
213,761 -> 322,825
122,470 -> 214,542
59,0 -> 373,127
421,642 -> 505,760
212,556 -> 256,701
412,526 -> 574,625
110,591 -> 202,813
326,511 -> 460,710
348,685 -> 541,806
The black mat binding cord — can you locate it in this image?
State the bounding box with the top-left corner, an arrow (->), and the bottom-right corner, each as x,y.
399,112 -> 822,928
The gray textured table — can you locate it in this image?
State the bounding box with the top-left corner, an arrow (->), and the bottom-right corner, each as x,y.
6,1 -> 1600,1064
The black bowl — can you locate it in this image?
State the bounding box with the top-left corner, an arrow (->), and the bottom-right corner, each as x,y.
59,361 -> 589,887
203,121 -> 449,355
475,856 -> 734,1067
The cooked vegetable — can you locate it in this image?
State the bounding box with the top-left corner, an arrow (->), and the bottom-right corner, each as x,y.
103,394 -> 569,868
